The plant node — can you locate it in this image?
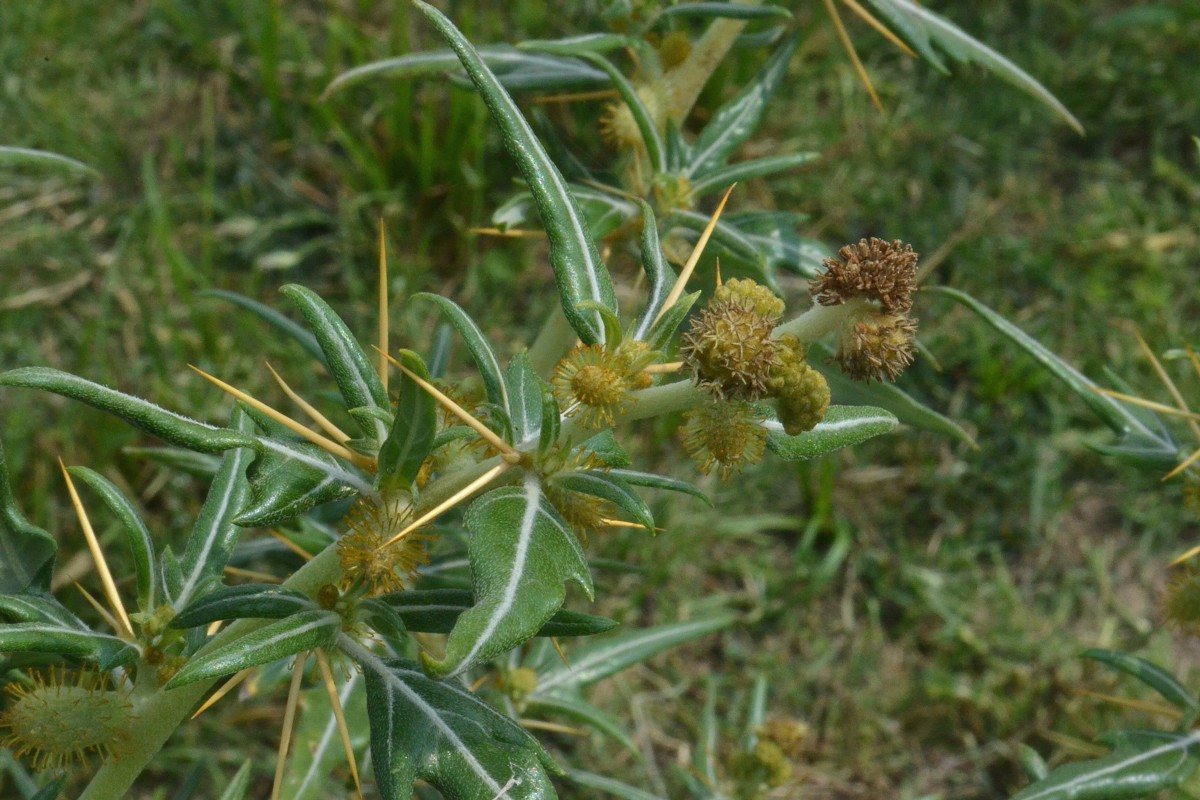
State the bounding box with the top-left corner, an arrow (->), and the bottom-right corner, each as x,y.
338,496 -> 434,596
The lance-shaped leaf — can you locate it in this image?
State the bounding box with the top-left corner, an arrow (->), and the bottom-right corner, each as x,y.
0,623 -> 138,669
216,761 -> 254,800
0,438 -> 56,594
492,185 -> 639,243
0,368 -> 254,454
538,389 -> 560,460
280,284 -> 390,444
533,614 -> 735,696
1083,649 -> 1200,725
574,52 -> 665,172
764,405 -> 897,461
377,350 -> 437,492
718,210 -> 829,280
809,342 -> 974,446
415,1 -> 618,345
171,407 -> 256,610
659,2 -> 793,22
1010,729 -> 1200,800
423,475 -> 592,678
643,291 -> 701,353
323,45 -> 608,98
166,609 -> 341,688
630,202 -> 675,342
235,434 -> 366,529
689,152 -> 819,200
505,352 -> 544,448
578,430 -> 631,468
552,471 -> 655,533
685,33 -> 798,177
66,467 -> 157,613
382,589 -> 615,637
933,287 -> 1176,463
354,649 -> 560,800
0,145 -> 99,175
414,293 -> 509,412
527,695 -> 639,757
200,289 -> 325,366
0,594 -> 88,629
605,468 -> 711,506
863,0 -> 1084,135
169,584 -> 318,629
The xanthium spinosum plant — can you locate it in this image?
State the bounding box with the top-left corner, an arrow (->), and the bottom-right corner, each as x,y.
0,2 -> 1090,798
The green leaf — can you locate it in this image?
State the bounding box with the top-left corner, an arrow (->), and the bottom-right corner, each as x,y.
577,430 -> 631,468
1019,744 -> 1051,783
533,614 -> 735,696
281,674 -> 366,800
809,343 -> 975,446
353,647 -> 560,800
0,146 -> 99,175
415,1 -> 619,345
66,467 -> 157,613
659,2 -> 792,22
764,405 -> 897,460
643,291 -> 701,353
574,52 -> 665,172
605,468 -> 712,507
502,352 -> 545,448
718,210 -> 830,280
630,202 -> 675,342
552,471 -> 655,532
538,388 -> 561,460
517,33 -> 631,56
685,34 -> 798,177
28,775 -> 68,800
414,293 -> 509,412
122,446 -> 222,478
564,768 -> 665,800
492,184 -> 639,242
689,152 -> 819,199
862,0 -> 1084,134
216,760 -> 254,800
1010,730 -> 1200,800
932,287 -> 1176,462
0,623 -> 138,669
0,368 -> 254,454
280,285 -> 390,444
376,350 -> 437,492
358,598 -> 408,652
199,290 -> 325,366
0,594 -> 88,629
423,476 -> 593,678
381,589 -> 612,637
1083,649 -> 1200,723
172,407 -> 256,609
0,439 -> 56,594
169,585 -> 318,629
323,46 -> 608,98
527,695 -> 638,756
234,421 -> 367,528
165,609 -> 341,688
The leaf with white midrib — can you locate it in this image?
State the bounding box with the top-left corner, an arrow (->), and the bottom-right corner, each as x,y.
348,642 -> 559,800
423,475 -> 592,679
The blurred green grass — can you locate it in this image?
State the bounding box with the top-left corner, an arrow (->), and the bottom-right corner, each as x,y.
2,1 -> 1199,797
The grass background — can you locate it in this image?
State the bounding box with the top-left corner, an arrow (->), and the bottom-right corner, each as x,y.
2,1 -> 1199,798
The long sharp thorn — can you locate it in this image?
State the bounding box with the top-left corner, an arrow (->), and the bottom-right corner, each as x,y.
519,719 -> 586,735
1169,543 -> 1200,568
379,463 -> 509,550
264,361 -> 351,444
223,565 -> 283,584
642,362 -> 684,374
1163,446 -> 1200,481
1132,328 -> 1200,442
189,364 -> 374,469
1094,388 -> 1200,420
269,530 -> 314,562
379,219 -> 389,395
59,461 -> 133,639
1072,687 -> 1182,719
376,347 -> 518,459
192,668 -> 255,720
550,636 -> 571,669
73,582 -> 120,633
839,0 -> 917,56
823,0 -> 884,112
599,518 -> 663,532
272,650 -> 309,800
654,184 -> 735,326
316,649 -> 363,798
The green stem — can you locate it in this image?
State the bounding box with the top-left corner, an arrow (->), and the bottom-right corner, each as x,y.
527,303 -> 575,376
772,300 -> 863,342
80,456 -> 505,798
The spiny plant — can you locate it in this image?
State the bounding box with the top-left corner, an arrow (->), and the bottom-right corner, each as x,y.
1,2 -> 1084,798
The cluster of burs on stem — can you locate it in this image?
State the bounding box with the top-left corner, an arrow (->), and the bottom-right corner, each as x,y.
554,237 -> 919,480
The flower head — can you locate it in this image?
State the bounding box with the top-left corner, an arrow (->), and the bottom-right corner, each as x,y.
811,238 -> 918,313
553,344 -> 638,428
835,311 -> 917,383
768,336 -> 831,434
682,400 -> 768,479
338,496 -> 433,596
681,285 -> 782,400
